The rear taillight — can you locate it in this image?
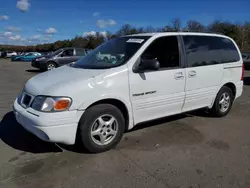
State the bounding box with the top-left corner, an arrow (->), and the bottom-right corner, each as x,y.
241,64 -> 244,81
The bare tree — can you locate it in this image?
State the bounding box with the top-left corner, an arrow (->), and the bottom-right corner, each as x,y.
186,20 -> 206,32
236,22 -> 250,50
144,26 -> 157,33
116,24 -> 138,36
3,18 -> 250,52
171,18 -> 181,31
162,18 -> 182,32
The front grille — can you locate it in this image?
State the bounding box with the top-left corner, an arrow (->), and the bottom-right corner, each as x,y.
21,93 -> 33,108
23,95 -> 31,106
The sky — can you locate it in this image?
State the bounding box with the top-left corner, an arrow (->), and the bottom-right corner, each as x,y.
0,0 -> 250,46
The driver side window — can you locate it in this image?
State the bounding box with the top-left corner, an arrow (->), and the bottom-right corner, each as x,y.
61,49 -> 74,57
142,36 -> 180,69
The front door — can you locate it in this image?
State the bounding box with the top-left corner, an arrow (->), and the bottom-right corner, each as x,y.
58,49 -> 75,65
129,36 -> 186,124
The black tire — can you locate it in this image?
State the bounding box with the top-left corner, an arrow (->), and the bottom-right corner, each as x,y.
78,104 -> 125,153
46,62 -> 57,71
211,86 -> 234,117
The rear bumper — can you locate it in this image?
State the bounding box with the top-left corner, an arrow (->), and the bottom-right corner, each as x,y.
13,99 -> 84,145
235,81 -> 243,99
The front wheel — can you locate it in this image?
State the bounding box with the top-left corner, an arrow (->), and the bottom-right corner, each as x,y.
211,86 -> 234,117
78,104 -> 125,153
46,62 -> 57,71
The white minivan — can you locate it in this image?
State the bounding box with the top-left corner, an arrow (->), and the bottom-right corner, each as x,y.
13,32 -> 244,153
6,51 -> 17,58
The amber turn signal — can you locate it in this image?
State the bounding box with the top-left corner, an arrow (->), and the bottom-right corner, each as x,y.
54,99 -> 71,111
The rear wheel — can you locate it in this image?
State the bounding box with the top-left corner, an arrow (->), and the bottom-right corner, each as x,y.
78,104 -> 125,153
211,86 -> 233,117
46,62 -> 57,71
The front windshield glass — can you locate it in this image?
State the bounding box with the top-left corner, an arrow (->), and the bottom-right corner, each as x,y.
71,36 -> 150,69
52,49 -> 63,56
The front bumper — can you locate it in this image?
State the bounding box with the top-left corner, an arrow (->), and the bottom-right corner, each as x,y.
13,99 -> 84,145
31,60 -> 47,69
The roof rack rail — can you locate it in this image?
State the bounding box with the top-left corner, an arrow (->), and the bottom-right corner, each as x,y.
204,31 -> 225,35
177,30 -> 225,35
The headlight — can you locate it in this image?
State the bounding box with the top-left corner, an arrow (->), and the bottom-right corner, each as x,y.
31,96 -> 72,112
36,57 -> 45,61
17,91 -> 23,105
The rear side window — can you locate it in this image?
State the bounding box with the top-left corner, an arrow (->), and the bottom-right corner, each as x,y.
76,49 -> 86,56
183,36 -> 240,67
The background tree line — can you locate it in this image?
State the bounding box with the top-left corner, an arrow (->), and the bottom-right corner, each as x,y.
1,19 -> 250,52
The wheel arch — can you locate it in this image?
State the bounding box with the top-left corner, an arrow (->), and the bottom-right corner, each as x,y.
85,98 -> 130,131
46,60 -> 58,66
209,82 -> 237,108
223,82 -> 236,99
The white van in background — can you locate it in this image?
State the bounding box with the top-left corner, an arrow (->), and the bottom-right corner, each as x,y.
13,32 -> 244,153
6,51 -> 17,58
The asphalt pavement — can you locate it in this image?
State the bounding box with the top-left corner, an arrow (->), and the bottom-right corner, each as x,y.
1,59 -> 250,188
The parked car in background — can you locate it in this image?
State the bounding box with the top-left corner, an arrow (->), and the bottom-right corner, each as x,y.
242,52 -> 250,69
42,51 -> 54,56
96,52 -> 116,62
1,51 -> 17,58
1,51 -> 6,58
18,52 -> 26,56
6,51 -> 17,58
32,48 -> 87,71
14,32 -> 243,153
11,52 -> 42,62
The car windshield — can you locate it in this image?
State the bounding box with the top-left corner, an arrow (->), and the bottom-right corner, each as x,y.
71,36 -> 150,69
52,49 -> 63,56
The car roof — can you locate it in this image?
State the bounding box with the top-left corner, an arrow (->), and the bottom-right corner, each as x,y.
127,32 -> 229,39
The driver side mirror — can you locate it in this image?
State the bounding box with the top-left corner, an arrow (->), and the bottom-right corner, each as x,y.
134,58 -> 160,73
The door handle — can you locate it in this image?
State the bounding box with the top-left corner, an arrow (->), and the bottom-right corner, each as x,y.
174,72 -> 184,80
188,70 -> 196,77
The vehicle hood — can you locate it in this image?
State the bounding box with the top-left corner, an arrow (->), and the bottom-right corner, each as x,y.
33,55 -> 51,60
41,55 -> 51,58
12,55 -> 22,59
24,65 -> 106,96
13,55 -> 37,59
